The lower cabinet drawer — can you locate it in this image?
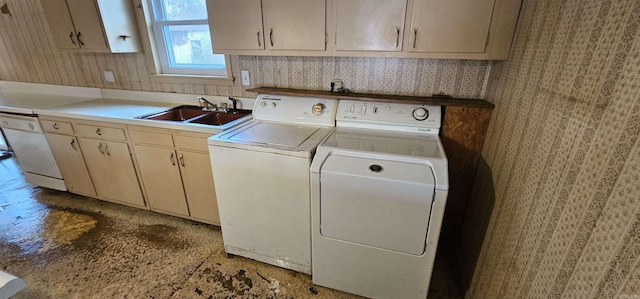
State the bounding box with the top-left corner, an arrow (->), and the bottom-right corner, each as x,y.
77,124 -> 126,141
41,120 -> 74,134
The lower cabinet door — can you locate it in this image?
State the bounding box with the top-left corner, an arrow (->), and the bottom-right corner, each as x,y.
103,141 -> 145,208
179,150 -> 220,225
79,138 -> 119,201
134,145 -> 189,216
46,133 -> 96,196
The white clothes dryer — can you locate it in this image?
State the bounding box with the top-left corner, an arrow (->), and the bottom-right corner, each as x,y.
208,94 -> 338,274
311,100 -> 448,298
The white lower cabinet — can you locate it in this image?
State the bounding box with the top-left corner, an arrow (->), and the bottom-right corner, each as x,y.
133,145 -> 190,216
78,137 -> 145,207
129,126 -> 221,225
44,131 -> 97,197
41,116 -> 220,225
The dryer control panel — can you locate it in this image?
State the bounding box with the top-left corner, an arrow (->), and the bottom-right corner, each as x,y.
336,101 -> 442,134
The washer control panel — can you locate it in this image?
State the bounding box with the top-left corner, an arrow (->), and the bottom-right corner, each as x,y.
336,100 -> 442,134
253,94 -> 338,126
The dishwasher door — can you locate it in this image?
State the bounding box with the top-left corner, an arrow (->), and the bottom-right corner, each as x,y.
0,113 -> 65,190
3,128 -> 62,179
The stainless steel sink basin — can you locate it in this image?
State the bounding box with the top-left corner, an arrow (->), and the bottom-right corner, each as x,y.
136,105 -> 252,126
189,110 -> 252,125
143,107 -> 209,121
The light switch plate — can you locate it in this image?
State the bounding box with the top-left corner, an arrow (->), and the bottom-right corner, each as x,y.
241,70 -> 250,86
103,71 -> 115,83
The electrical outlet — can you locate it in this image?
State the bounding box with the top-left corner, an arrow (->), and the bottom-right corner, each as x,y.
241,70 -> 250,86
103,71 -> 115,83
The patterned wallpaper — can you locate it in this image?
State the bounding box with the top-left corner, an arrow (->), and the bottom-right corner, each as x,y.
0,0 -> 489,99
463,0 -> 640,298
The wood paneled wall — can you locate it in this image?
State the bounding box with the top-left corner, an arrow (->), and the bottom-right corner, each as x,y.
462,0 -> 640,297
0,0 -> 489,100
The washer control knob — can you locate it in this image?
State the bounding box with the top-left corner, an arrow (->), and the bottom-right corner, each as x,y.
412,107 -> 429,121
271,102 -> 277,108
312,103 -> 326,115
1,121 -> 7,126
28,123 -> 35,130
385,106 -> 392,111
260,101 -> 267,107
361,105 -> 367,115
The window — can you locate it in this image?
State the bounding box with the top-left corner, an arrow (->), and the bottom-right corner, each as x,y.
149,0 -> 227,76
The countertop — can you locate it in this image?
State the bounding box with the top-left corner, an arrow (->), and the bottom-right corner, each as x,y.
0,82 -> 252,134
36,98 -> 249,134
0,84 -> 102,115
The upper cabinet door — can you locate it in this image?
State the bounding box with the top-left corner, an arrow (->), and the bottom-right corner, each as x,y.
40,0 -> 78,49
409,0 -> 495,53
208,0 -> 265,50
65,0 -> 108,50
335,0 -> 407,52
262,0 -> 326,51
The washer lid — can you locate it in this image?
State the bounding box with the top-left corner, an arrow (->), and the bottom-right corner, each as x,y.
209,119 -> 335,158
228,122 -> 319,147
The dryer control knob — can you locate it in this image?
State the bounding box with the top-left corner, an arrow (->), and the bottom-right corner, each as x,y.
412,107 -> 429,121
271,102 -> 277,108
260,101 -> 267,107
312,103 -> 326,115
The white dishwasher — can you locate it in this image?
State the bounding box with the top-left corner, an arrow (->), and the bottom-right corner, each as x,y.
311,100 -> 448,299
0,113 -> 66,191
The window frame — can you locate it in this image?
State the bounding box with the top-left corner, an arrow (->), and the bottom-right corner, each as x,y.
142,0 -> 232,81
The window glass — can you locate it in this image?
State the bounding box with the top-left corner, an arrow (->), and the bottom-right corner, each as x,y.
150,0 -> 227,76
158,0 -> 208,21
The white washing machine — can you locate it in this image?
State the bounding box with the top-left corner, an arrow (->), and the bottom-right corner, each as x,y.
311,100 -> 448,299
208,94 -> 338,274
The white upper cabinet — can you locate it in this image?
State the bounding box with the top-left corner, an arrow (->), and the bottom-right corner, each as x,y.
208,0 -> 265,50
335,0 -> 407,52
40,0 -> 140,53
207,0 -> 326,54
262,0 -> 326,51
207,0 -> 521,59
408,0 -> 495,53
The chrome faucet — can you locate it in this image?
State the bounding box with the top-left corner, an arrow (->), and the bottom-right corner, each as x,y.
197,96 -> 216,110
228,97 -> 238,113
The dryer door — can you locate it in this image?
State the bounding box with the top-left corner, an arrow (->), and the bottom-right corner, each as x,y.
319,153 -> 435,255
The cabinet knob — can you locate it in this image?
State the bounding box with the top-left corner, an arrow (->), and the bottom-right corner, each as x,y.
119,35 -> 131,41
256,29 -> 261,47
53,123 -> 59,130
269,28 -> 274,47
69,32 -> 77,46
96,128 -> 102,135
76,32 -> 84,46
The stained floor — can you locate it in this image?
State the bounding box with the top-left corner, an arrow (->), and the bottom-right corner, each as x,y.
0,156 -> 461,298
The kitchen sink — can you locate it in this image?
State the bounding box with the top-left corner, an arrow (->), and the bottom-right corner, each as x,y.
189,110 -> 251,125
142,106 -> 210,121
136,105 -> 252,126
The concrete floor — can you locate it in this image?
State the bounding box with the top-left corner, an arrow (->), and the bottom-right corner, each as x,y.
0,155 -> 461,299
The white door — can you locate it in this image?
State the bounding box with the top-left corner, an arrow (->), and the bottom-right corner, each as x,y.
207,0 -> 265,50
335,0 -> 407,51
262,0 -> 326,50
409,0 -> 495,53
2,128 -> 62,179
320,154 -> 435,255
